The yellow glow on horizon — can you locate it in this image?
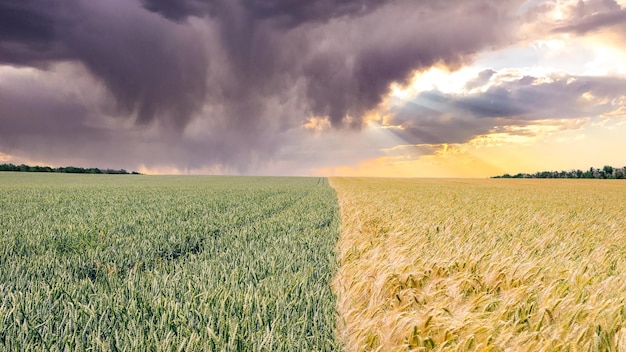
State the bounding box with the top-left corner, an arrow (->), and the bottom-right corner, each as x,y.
315,116 -> 626,178
313,152 -> 503,179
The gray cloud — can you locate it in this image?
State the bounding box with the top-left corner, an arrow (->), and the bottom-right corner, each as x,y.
550,0 -> 626,34
300,1 -> 523,127
1,0 -> 208,129
554,8 -> 626,34
140,0 -> 388,25
388,73 -> 626,145
465,69 -> 496,91
1,0 -> 527,172
0,1 -> 65,65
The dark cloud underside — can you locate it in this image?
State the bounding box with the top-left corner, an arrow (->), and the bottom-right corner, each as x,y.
141,0 -> 388,25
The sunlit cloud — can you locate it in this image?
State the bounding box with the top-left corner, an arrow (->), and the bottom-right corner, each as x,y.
468,118 -> 588,148
603,105 -> 626,118
303,116 -> 332,133
390,66 -> 484,101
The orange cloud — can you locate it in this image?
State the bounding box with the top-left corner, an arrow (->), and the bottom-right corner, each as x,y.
303,116 -> 331,132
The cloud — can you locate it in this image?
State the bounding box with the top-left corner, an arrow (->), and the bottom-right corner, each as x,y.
540,0 -> 626,40
0,0 -> 529,172
464,69 -> 497,91
387,71 -> 626,145
140,0 -> 388,25
299,1 -> 524,127
554,8 -> 626,34
8,0 -> 622,174
0,0 -> 208,129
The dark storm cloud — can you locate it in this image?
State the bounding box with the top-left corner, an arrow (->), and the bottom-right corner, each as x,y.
389,73 -> 626,145
0,1 -> 66,65
0,79 -> 89,137
141,0 -> 208,21
0,0 -> 526,171
0,2 -> 54,45
141,0 -> 387,25
65,2 -> 208,128
141,0 -> 518,128
0,0 -> 207,128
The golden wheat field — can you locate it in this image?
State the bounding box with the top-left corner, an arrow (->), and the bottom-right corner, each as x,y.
330,178 -> 626,352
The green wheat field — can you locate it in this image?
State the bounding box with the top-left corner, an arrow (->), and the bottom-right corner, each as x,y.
0,173 -> 340,351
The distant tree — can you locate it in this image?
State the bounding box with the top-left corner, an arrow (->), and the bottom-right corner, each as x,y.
592,167 -> 600,178
492,165 -> 626,179
0,163 -> 140,174
0,163 -> 18,171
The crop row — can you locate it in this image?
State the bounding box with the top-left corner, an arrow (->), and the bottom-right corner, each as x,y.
0,174 -> 340,351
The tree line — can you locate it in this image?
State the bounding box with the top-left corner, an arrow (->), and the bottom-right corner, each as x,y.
492,166 -> 626,179
0,163 -> 141,175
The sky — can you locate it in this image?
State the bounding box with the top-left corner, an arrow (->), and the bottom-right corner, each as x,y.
1,0 -> 625,177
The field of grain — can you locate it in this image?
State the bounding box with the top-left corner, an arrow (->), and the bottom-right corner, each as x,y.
0,173 -> 340,351
330,178 -> 626,351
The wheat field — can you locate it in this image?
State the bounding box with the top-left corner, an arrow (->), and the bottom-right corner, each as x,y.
0,173 -> 340,351
3,173 -> 626,351
330,178 -> 626,351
